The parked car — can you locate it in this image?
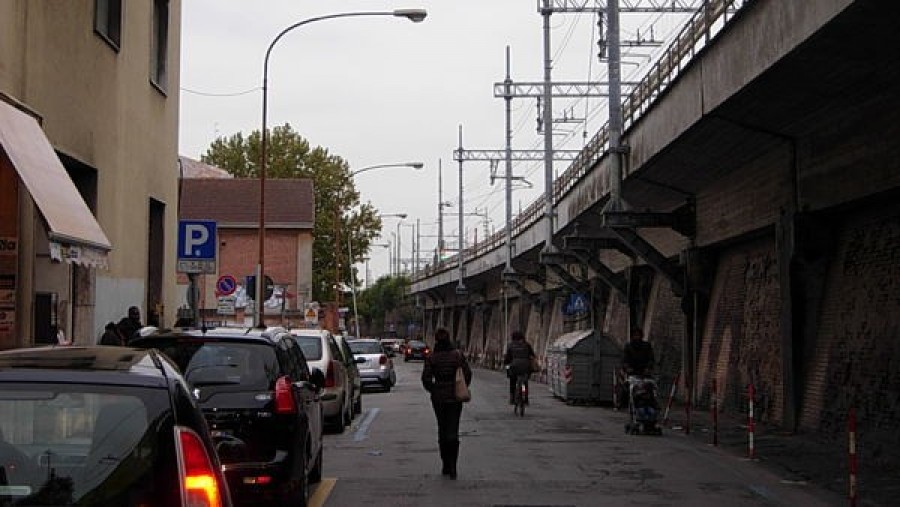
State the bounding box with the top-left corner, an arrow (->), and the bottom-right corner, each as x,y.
289,328 -> 353,432
334,334 -> 363,416
347,339 -> 396,392
404,340 -> 431,361
380,338 -> 402,357
0,346 -> 232,507
131,327 -> 324,506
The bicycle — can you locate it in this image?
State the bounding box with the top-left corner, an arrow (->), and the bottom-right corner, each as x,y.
513,373 -> 529,417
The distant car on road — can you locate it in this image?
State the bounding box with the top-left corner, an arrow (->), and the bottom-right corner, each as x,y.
348,339 -> 396,392
404,340 -> 430,362
380,338 -> 402,357
289,328 -> 354,432
0,346 -> 232,507
132,327 -> 325,506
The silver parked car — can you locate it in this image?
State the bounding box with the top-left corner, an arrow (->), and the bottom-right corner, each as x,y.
348,339 -> 396,392
290,328 -> 353,432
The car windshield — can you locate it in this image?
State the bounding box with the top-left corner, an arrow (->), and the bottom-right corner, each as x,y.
140,338 -> 279,391
409,341 -> 426,348
292,336 -> 323,361
0,384 -> 176,506
348,341 -> 383,355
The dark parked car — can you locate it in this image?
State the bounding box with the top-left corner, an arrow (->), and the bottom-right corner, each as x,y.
132,327 -> 324,506
334,334 -> 363,416
0,346 -> 231,507
404,340 -> 430,361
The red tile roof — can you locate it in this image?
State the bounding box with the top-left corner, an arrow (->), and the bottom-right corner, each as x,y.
179,156 -> 233,179
180,178 -> 314,228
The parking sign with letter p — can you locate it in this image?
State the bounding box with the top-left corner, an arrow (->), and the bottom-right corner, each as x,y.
177,220 -> 217,273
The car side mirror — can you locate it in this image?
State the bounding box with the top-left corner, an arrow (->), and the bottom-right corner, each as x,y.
310,368 -> 326,390
354,357 -> 366,364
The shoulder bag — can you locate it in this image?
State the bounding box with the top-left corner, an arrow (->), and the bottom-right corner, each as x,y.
454,351 -> 471,402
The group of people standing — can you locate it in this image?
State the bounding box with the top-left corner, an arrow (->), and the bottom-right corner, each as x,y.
99,306 -> 143,346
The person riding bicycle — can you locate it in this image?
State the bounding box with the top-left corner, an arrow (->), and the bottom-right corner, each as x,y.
503,331 -> 535,405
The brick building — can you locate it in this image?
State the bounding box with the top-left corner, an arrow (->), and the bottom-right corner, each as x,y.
178,177 -> 314,325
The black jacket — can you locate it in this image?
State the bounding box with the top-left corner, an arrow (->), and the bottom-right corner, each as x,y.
623,340 -> 655,375
422,342 -> 472,403
504,339 -> 535,376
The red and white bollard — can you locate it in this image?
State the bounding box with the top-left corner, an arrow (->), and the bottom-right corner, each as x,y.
748,384 -> 756,459
662,371 -> 680,426
849,408 -> 858,507
712,378 -> 719,446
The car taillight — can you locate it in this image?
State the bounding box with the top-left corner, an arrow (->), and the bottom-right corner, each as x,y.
424,348 -> 430,355
325,360 -> 337,388
176,426 -> 223,507
275,376 -> 297,414
379,355 -> 388,365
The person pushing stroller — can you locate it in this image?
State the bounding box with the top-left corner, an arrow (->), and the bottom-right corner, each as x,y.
619,328 -> 662,435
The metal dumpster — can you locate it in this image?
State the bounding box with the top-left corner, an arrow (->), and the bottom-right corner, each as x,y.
546,330 -> 619,404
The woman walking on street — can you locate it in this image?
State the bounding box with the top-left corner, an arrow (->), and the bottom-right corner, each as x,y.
421,328 -> 472,479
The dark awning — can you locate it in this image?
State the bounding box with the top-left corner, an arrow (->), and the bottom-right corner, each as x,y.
0,99 -> 111,268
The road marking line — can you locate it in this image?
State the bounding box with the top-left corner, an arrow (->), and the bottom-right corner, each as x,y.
353,407 -> 380,442
309,478 -> 336,507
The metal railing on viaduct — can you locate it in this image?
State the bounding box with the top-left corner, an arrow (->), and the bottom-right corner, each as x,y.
414,0 -> 751,284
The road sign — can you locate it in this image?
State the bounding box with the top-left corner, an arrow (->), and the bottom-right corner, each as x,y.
304,307 -> 318,325
564,293 -> 588,315
216,275 -> 237,296
177,220 -> 216,273
217,296 -> 236,315
245,275 -> 275,301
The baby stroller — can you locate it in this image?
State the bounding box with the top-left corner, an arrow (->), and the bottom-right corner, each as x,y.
624,375 -> 662,435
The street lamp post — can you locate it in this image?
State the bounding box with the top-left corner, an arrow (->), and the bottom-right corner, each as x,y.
352,162 -> 423,178
255,8 -> 427,328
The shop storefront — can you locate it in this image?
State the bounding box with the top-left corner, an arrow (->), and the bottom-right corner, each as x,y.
0,96 -> 111,349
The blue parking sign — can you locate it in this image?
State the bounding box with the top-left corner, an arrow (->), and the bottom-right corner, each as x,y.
177,220 -> 216,273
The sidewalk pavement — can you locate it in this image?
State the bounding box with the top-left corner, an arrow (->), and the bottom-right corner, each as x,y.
655,402 -> 897,507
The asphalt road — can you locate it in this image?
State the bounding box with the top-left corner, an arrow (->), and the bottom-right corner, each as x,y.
310,358 -> 843,507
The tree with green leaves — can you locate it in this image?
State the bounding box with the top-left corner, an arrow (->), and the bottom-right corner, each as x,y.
356,275 -> 418,337
202,123 -> 382,303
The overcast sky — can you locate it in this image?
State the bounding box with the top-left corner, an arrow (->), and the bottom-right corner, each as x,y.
179,1 -> 691,284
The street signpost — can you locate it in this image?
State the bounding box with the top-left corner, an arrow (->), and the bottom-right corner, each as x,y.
177,220 -> 217,326
177,220 -> 217,274
216,275 -> 237,296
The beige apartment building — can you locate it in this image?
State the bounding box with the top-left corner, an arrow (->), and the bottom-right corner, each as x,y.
0,0 -> 181,348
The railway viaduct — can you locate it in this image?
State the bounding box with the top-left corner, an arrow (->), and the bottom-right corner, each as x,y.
409,0 -> 899,455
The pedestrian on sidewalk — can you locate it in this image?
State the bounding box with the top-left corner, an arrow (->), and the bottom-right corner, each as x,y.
99,321 -> 125,346
421,327 -> 472,479
116,306 -> 143,344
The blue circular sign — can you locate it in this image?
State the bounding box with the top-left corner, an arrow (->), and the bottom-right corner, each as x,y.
216,275 -> 237,296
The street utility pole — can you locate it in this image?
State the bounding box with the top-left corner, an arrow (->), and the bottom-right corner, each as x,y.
456,125 -> 467,295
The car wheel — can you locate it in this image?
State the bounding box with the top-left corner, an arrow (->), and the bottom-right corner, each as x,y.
284,444 -> 309,506
332,411 -> 346,434
343,398 -> 352,427
309,444 -> 323,484
383,382 -> 392,393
